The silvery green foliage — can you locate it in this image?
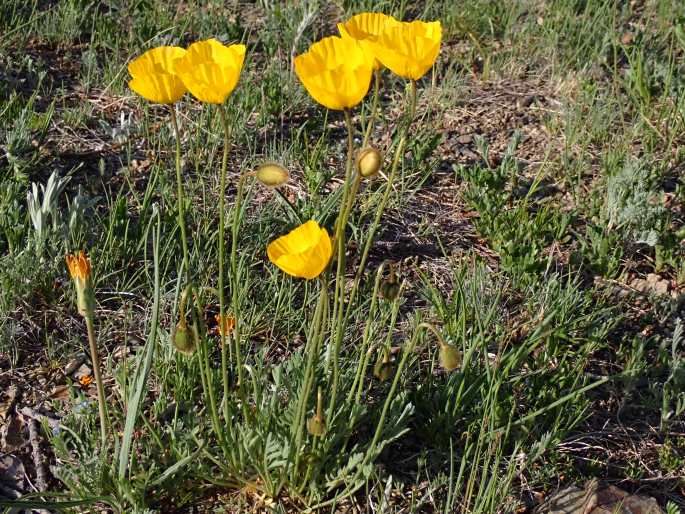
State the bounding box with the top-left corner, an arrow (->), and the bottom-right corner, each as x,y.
662,319 -> 685,428
26,170 -> 70,247
68,185 -> 98,238
606,159 -> 666,246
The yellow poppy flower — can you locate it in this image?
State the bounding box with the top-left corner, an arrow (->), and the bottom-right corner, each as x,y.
337,12 -> 399,70
294,36 -> 373,110
174,39 -> 246,104
128,46 -> 188,104
267,220 -> 332,279
370,20 -> 442,80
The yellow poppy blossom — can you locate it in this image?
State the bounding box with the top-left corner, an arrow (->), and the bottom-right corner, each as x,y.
370,20 -> 442,80
294,36 -> 373,110
267,220 -> 332,279
337,12 -> 399,70
174,39 -> 246,104
128,46 -> 188,104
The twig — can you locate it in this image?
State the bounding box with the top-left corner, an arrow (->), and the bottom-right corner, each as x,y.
19,407 -> 60,431
25,417 -> 49,493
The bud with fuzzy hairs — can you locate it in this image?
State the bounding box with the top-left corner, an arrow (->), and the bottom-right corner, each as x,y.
255,163 -> 290,188
438,341 -> 461,371
306,387 -> 327,437
356,147 -> 382,178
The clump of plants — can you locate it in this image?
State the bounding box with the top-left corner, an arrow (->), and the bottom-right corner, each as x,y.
18,12 -> 451,512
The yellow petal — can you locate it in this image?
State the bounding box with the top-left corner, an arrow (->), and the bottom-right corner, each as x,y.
175,39 -> 246,104
370,20 -> 442,80
267,220 -> 332,279
128,46 -> 188,103
337,12 -> 400,69
128,74 -> 187,104
294,36 -> 373,110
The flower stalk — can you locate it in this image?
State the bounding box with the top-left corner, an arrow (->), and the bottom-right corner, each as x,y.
66,252 -> 109,447
218,104 -> 232,423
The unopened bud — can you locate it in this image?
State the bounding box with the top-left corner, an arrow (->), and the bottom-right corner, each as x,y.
307,387 -> 327,437
356,147 -> 382,178
306,414 -> 327,437
255,163 -> 290,187
438,342 -> 461,371
379,266 -> 400,301
172,322 -> 197,355
373,349 -> 395,382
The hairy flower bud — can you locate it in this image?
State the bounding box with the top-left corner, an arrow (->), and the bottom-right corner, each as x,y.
438,342 -> 461,371
306,414 -> 327,437
356,147 -> 382,178
255,163 -> 290,187
379,266 -> 400,301
66,251 -> 95,316
172,322 -> 197,355
373,348 -> 395,381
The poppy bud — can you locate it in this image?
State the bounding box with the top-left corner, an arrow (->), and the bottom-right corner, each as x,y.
172,321 -> 197,355
66,251 -> 95,317
255,163 -> 290,187
306,414 -> 327,437
380,266 -> 400,301
373,348 -> 395,381
307,387 -> 327,437
438,342 -> 461,371
356,147 -> 382,178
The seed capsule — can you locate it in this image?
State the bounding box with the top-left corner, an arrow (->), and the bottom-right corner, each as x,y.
356,147 -> 382,178
255,163 -> 290,187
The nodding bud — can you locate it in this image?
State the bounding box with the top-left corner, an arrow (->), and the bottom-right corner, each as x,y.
307,387 -> 327,437
373,348 -> 395,382
439,342 -> 461,371
380,266 -> 400,301
255,163 -> 290,187
172,322 -> 197,355
356,147 -> 382,178
306,414 -> 327,437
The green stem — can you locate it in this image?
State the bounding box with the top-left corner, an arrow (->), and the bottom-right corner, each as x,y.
170,106 -> 222,441
362,69 -> 382,148
327,108 -> 356,419
85,312 -> 109,447
343,80 -> 417,328
365,320 -> 430,464
231,170 -> 248,400
169,107 -> 191,282
218,105 -> 231,424
289,281 -> 328,484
